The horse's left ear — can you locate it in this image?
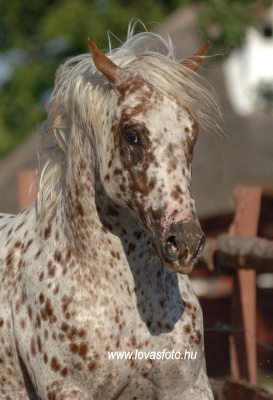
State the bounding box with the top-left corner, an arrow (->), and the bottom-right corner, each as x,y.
88,37 -> 123,85
181,41 -> 210,72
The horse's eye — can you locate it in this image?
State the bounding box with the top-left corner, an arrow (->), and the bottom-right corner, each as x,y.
124,131 -> 138,144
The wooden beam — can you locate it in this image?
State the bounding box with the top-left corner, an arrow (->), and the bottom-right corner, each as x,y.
229,186 -> 262,384
198,235 -> 273,273
17,169 -> 37,211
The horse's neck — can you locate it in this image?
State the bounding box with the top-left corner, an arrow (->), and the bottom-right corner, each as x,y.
61,131 -> 145,258
56,134 -> 178,299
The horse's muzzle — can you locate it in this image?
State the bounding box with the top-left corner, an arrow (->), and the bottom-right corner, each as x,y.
160,220 -> 205,274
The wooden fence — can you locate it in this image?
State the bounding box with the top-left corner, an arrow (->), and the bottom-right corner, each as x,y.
199,186 -> 273,398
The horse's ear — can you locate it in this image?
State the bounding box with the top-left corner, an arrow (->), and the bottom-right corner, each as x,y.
88,38 -> 121,85
181,41 -> 210,72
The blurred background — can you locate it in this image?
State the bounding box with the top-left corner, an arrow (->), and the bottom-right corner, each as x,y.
0,0 -> 273,214
1,0 -> 273,395
0,0 -> 270,158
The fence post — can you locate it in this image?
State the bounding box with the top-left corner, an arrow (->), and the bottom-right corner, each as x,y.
17,169 -> 37,211
229,186 -> 262,384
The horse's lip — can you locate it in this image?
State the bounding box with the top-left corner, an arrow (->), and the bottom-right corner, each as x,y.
164,261 -> 194,275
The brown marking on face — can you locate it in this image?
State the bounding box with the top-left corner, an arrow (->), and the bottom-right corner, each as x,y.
130,172 -> 149,197
117,74 -> 153,106
171,185 -> 183,201
185,119 -> 199,167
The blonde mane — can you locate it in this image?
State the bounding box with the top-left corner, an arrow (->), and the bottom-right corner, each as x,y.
37,19 -> 219,217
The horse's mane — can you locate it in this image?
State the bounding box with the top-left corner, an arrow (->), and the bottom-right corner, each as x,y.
37,19 -> 219,217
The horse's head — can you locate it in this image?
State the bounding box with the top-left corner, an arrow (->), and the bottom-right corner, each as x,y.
89,39 -> 209,274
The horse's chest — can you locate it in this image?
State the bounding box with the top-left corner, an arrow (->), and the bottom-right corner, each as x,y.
13,239 -> 203,398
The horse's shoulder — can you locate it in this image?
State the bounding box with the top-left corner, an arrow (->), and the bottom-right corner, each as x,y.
0,213 -> 15,235
0,205 -> 38,269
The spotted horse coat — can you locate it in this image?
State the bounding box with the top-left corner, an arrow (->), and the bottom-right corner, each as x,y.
0,23 -> 216,400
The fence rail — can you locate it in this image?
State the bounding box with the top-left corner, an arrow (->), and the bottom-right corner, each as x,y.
200,235 -> 273,273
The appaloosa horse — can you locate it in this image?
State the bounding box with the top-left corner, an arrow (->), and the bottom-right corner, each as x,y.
0,22 -> 216,399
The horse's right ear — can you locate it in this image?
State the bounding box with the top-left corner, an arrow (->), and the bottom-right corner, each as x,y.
181,41 -> 210,72
88,38 -> 122,86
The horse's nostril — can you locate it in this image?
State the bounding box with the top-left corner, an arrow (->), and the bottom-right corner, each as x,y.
166,236 -> 179,253
162,235 -> 184,263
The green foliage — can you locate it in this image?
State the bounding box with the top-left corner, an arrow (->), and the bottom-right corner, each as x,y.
0,0 -> 171,160
197,0 -> 256,55
0,0 -> 271,160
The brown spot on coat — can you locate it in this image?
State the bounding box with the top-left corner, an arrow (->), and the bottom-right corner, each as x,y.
184,324 -> 191,334
50,356 -> 60,372
30,337 -> 36,356
44,225 -> 52,239
88,361 -> 97,371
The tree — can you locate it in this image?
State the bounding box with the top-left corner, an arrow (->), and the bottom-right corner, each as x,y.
0,0 -> 170,159
0,0 -> 271,159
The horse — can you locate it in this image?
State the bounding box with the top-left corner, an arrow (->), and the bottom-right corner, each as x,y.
0,21 -> 217,399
